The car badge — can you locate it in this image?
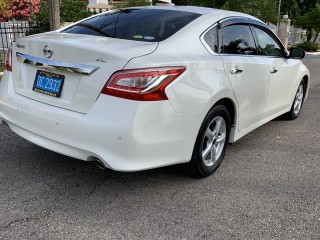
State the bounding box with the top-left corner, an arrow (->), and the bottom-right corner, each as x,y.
16,43 -> 25,49
43,44 -> 53,58
96,58 -> 106,63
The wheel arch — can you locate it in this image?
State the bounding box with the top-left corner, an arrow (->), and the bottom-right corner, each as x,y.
302,74 -> 309,101
211,97 -> 237,143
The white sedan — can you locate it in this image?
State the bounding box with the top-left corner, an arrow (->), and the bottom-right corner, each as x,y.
0,6 -> 309,177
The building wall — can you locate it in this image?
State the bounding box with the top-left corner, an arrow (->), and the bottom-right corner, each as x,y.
89,0 -> 108,4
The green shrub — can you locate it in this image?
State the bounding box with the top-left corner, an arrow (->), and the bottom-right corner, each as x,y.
296,41 -> 320,51
60,0 -> 92,22
120,0 -> 150,7
29,0 -> 92,34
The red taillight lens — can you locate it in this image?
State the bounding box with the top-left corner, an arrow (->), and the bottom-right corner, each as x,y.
101,67 -> 186,101
5,48 -> 12,72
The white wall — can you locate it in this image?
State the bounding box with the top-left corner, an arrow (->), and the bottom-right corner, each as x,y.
88,0 -> 108,4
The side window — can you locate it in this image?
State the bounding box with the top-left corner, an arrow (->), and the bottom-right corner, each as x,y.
203,26 -> 218,53
220,25 -> 257,55
253,27 -> 283,57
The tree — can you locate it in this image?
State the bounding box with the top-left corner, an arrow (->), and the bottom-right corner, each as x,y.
281,0 -> 299,19
220,0 -> 278,24
121,0 -> 150,7
295,6 -> 320,42
297,0 -> 320,15
31,0 -> 49,30
11,0 -> 41,20
0,0 -> 10,12
0,0 -> 10,22
49,0 -> 60,30
244,0 -> 278,24
172,0 -> 226,8
0,0 -> 41,22
31,0 -> 92,33
60,0 -> 91,22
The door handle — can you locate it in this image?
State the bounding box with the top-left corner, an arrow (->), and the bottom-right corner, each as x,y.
230,67 -> 243,74
270,67 -> 278,74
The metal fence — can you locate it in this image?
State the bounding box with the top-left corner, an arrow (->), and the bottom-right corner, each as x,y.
0,21 -> 47,68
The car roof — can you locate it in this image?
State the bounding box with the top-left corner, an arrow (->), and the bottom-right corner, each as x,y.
128,5 -> 255,19
133,5 -> 216,15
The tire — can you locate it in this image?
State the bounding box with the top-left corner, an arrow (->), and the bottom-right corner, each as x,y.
285,80 -> 306,120
188,104 -> 231,178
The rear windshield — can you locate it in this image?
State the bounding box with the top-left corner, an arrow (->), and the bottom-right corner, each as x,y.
62,8 -> 201,42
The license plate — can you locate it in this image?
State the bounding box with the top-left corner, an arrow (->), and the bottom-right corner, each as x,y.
33,70 -> 65,98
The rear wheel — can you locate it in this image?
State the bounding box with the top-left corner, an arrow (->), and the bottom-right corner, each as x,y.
189,104 -> 231,177
285,80 -> 306,120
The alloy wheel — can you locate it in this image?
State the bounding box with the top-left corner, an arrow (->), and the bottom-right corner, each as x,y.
201,116 -> 227,167
293,84 -> 304,116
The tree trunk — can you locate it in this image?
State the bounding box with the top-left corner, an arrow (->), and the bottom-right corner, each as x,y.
306,28 -> 313,42
49,0 -> 60,31
313,32 -> 319,43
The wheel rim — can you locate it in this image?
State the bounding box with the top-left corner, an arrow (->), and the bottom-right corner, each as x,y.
201,116 -> 227,167
293,84 -> 304,116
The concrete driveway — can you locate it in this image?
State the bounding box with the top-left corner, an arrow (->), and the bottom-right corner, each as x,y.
0,54 -> 319,240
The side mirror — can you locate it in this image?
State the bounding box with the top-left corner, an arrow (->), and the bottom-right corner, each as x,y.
289,48 -> 305,59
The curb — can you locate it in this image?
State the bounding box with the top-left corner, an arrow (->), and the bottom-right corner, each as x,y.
306,52 -> 320,55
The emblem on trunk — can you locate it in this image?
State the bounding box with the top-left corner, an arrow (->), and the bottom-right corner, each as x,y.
96,58 -> 106,63
43,44 -> 53,58
16,43 -> 25,49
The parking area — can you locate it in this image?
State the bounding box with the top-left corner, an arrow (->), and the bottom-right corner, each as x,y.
0,54 -> 320,239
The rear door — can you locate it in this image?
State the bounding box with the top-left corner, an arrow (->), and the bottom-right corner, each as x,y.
219,21 -> 270,132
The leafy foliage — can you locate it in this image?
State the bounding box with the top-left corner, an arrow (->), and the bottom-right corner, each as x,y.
28,0 -> 50,34
60,0 -> 92,22
173,0 -> 225,7
12,0 -> 41,20
0,0 -> 10,21
172,0 -> 315,24
0,0 -> 10,12
297,0 -> 320,15
0,0 -> 41,21
296,41 -> 319,51
295,6 -> 320,41
30,0 -> 92,34
120,0 -> 150,7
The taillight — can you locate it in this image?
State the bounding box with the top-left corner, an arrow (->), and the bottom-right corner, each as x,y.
101,67 -> 186,101
5,48 -> 12,72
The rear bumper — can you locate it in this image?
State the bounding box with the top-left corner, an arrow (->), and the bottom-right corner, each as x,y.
0,72 -> 204,171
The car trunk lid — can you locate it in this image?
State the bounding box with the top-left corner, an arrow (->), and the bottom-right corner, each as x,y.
12,33 -> 158,113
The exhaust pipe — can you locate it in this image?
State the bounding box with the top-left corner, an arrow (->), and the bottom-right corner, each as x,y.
1,120 -> 9,127
94,158 -> 107,170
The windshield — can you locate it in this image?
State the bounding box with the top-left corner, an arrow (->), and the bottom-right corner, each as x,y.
62,8 -> 201,42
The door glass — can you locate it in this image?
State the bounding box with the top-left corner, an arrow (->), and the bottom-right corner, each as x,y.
203,26 -> 218,53
220,25 -> 257,55
253,27 -> 283,57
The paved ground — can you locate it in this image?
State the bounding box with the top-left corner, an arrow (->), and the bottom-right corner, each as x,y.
0,54 -> 320,240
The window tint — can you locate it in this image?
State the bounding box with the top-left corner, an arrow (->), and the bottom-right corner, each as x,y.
203,26 -> 218,53
220,25 -> 257,55
253,27 -> 283,57
62,9 -> 200,42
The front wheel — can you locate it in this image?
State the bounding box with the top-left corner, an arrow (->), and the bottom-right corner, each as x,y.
188,104 -> 231,177
285,80 -> 306,120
